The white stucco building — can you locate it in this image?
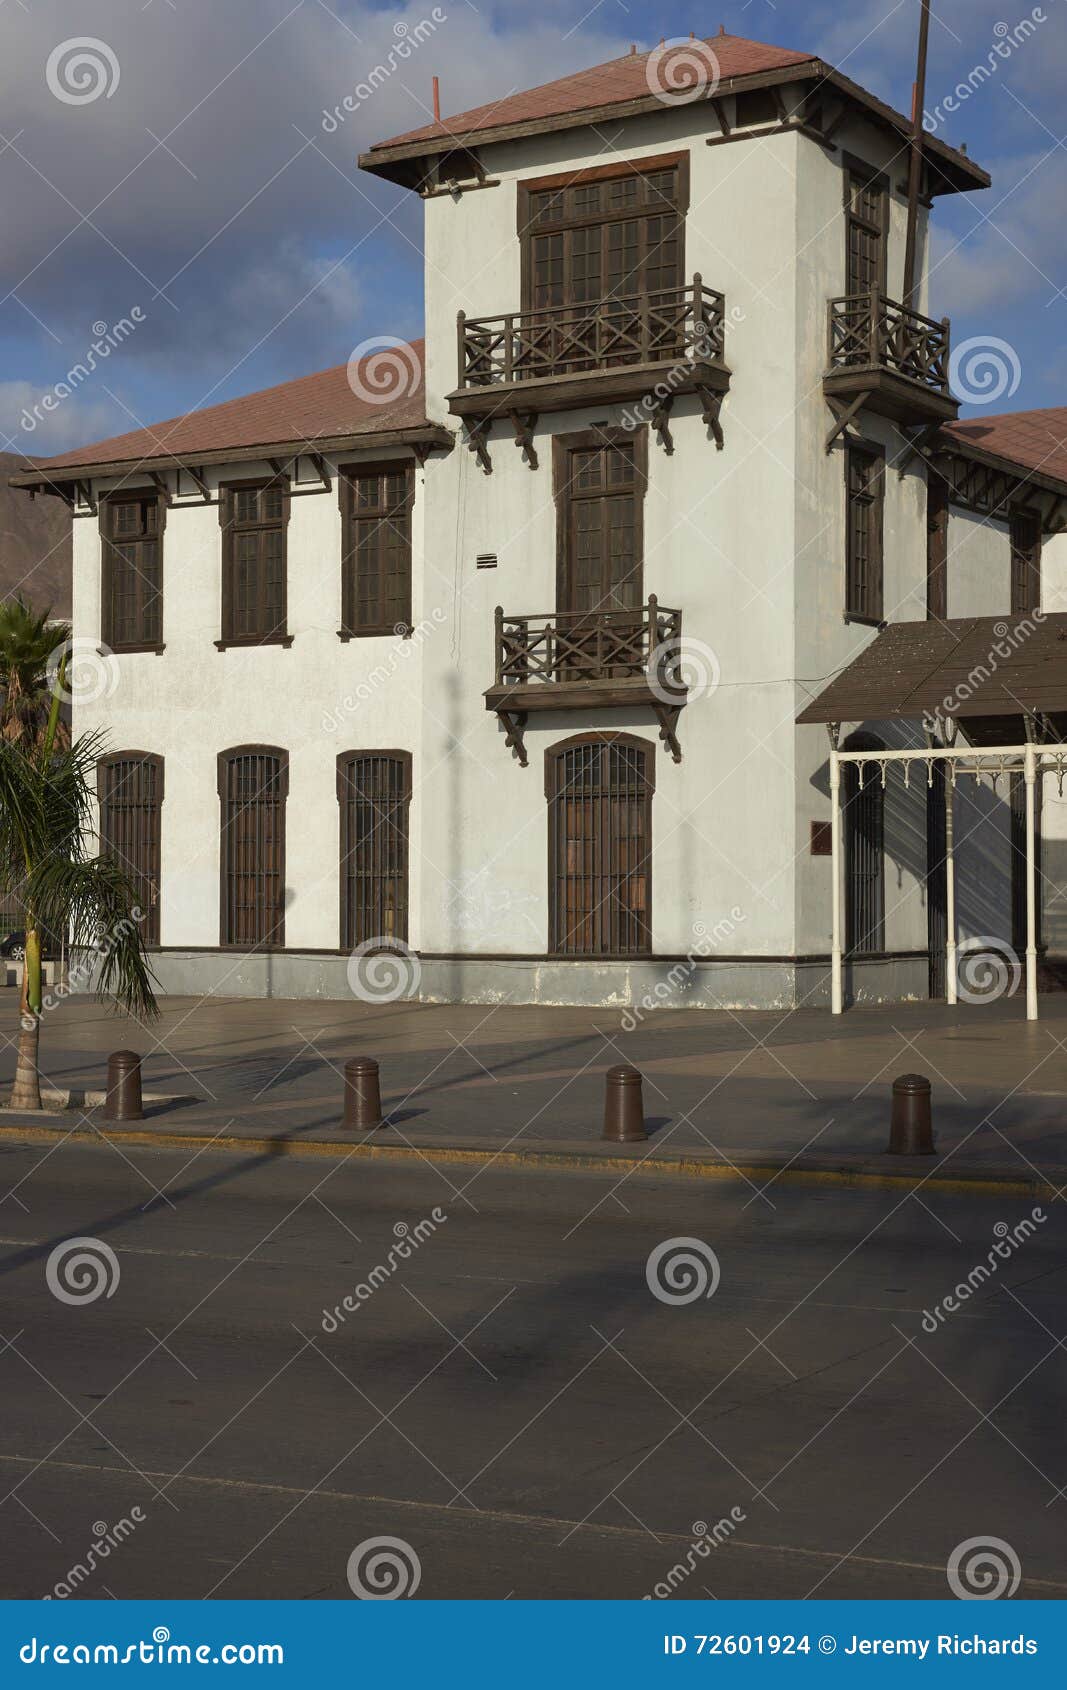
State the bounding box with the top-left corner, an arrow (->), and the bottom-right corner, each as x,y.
12,31 -> 1067,1010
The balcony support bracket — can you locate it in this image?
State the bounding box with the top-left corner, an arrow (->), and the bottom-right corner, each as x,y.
896,420 -> 943,480
824,390 -> 871,453
508,410 -> 539,470
496,707 -> 528,767
465,417 -> 493,475
696,383 -> 725,450
650,393 -> 675,456
652,702 -> 684,765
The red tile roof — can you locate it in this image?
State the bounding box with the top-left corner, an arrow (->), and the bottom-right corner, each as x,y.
17,342 -> 430,475
375,33 -> 814,150
942,409 -> 1067,490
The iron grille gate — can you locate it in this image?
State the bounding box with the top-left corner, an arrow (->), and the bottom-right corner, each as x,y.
98,755 -> 164,945
548,738 -> 652,958
844,759 -> 885,955
337,753 -> 411,948
219,748 -> 287,948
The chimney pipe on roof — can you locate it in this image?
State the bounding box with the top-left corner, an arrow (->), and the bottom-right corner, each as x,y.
432,75 -> 441,123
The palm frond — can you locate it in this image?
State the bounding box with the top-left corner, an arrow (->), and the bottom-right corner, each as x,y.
27,854 -> 159,1020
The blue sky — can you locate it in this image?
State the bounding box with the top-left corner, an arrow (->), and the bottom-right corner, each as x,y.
0,0 -> 1063,455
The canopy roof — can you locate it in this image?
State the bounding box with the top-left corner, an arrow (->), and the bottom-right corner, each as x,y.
797,615 -> 1067,728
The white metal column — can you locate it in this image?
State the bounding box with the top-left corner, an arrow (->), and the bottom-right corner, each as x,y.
1025,741 -> 1038,1021
945,766 -> 957,1007
830,746 -> 843,1014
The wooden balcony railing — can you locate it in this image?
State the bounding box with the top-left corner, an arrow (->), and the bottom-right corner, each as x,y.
493,598 -> 683,689
459,278 -> 726,390
827,289 -> 951,397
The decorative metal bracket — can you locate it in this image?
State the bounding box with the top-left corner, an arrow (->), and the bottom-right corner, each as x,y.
824,390 -> 871,453
497,708 -> 528,766
651,702 -> 683,764
465,417 -> 493,475
696,383 -> 725,450
508,410 -> 539,470
650,393 -> 675,455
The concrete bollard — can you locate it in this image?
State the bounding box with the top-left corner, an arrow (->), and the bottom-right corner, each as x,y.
887,1073 -> 935,1155
602,1064 -> 647,1143
343,1057 -> 383,1132
104,1050 -> 143,1122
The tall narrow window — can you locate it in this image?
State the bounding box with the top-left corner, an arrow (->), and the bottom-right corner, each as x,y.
101,492 -> 163,650
845,445 -> 884,623
843,736 -> 885,956
556,430 -> 645,616
845,165 -> 887,295
520,158 -> 687,370
219,480 -> 289,646
926,468 -> 949,620
337,752 -> 411,947
98,754 -> 163,945
547,734 -> 653,958
1010,507 -> 1042,612
218,747 -> 288,947
339,463 -> 413,637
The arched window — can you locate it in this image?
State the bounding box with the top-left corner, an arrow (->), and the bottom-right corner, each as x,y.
336,752 -> 411,948
546,733 -> 654,957
843,733 -> 884,955
98,753 -> 164,945
218,747 -> 288,948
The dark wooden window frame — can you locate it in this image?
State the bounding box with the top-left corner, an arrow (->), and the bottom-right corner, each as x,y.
217,744 -> 289,950
97,751 -> 164,945
517,153 -> 689,315
100,490 -> 166,653
545,730 -> 655,960
842,154 -> 890,296
844,438 -> 885,625
336,750 -> 412,950
337,459 -> 414,639
926,467 -> 949,621
552,426 -> 648,614
1009,504 -> 1043,613
217,474 -> 293,650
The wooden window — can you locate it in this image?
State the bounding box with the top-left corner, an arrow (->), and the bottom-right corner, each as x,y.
101,493 -> 164,651
926,469 -> 949,620
218,746 -> 288,948
555,429 -> 646,617
337,752 -> 411,948
339,463 -> 413,637
845,445 -> 884,623
546,733 -> 653,958
219,479 -> 290,646
1010,507 -> 1042,612
845,164 -> 887,295
520,157 -> 687,313
97,753 -> 163,945
843,736 -> 885,956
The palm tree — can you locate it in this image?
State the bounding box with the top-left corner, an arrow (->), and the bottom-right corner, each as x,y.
0,669 -> 157,1110
0,596 -> 71,749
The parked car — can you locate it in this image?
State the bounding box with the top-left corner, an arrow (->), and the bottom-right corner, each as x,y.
0,930 -> 26,961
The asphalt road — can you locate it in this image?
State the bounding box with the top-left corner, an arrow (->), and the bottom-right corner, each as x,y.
0,1133 -> 1064,1600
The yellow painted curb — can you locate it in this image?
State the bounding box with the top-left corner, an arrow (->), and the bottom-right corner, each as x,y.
0,1121 -> 1058,1199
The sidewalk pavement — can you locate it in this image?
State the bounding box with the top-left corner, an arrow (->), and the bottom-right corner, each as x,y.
0,990 -> 1065,1195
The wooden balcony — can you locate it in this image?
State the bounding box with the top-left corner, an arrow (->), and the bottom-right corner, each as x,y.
449,277 -> 730,427
484,597 -> 688,765
823,289 -> 959,448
